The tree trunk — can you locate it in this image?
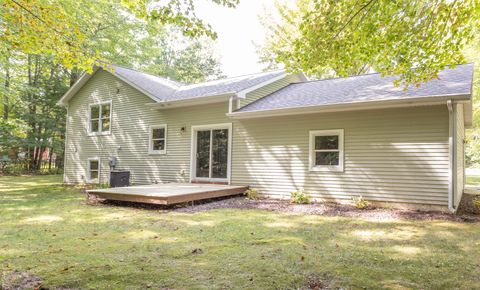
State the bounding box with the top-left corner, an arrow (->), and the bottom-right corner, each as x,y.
3,55 -> 10,120
48,147 -> 53,170
69,68 -> 81,86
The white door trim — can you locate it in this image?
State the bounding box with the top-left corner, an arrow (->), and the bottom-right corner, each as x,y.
190,123 -> 233,184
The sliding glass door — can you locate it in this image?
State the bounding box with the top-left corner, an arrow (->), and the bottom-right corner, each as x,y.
193,125 -> 230,182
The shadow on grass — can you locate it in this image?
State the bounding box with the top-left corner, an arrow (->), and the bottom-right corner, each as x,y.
1,175 -> 480,289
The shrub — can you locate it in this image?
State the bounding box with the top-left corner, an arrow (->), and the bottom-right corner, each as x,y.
244,188 -> 259,200
290,189 -> 311,204
352,195 -> 370,209
474,197 -> 480,210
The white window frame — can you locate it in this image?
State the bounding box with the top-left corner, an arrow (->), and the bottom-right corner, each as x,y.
87,157 -> 100,183
148,124 -> 167,155
309,129 -> 344,172
88,100 -> 112,136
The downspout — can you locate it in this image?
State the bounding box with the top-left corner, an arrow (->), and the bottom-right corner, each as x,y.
447,100 -> 456,212
62,104 -> 70,184
228,96 -> 233,114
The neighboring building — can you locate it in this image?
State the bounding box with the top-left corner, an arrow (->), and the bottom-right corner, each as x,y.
58,64 -> 474,212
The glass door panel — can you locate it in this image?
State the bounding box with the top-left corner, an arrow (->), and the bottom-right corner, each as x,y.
196,130 -> 211,178
211,129 -> 228,178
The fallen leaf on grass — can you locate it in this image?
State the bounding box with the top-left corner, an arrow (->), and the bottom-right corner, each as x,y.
191,248 -> 203,255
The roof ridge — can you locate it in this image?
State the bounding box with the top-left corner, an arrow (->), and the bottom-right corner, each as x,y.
181,69 -> 286,88
300,63 -> 473,85
112,64 -> 186,87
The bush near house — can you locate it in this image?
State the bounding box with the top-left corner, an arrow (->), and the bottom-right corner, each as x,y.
352,195 -> 371,209
244,188 -> 259,200
290,189 -> 311,204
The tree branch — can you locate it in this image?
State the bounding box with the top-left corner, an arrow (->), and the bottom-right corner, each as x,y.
9,0 -> 62,34
333,0 -> 377,39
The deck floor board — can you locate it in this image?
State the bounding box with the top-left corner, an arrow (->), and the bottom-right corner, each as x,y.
87,183 -> 248,205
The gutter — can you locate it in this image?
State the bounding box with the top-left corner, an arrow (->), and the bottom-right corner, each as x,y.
447,100 -> 456,213
227,94 -> 471,119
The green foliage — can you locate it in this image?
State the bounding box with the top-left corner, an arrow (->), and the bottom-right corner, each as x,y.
0,118 -> 27,151
244,188 -> 259,200
463,32 -> 480,168
0,0 -> 238,71
474,197 -> 480,210
122,0 -> 239,39
138,28 -> 224,83
290,189 -> 311,204
262,0 -> 479,86
352,195 -> 370,209
0,2 -> 225,172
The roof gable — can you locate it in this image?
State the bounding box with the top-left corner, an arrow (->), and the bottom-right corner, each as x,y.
57,65 -> 181,106
166,70 -> 286,101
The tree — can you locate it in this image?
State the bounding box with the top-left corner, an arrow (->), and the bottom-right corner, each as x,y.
261,0 -> 479,85
464,32 -> 480,167
0,1 -> 226,172
138,28 -> 224,83
0,0 -> 238,71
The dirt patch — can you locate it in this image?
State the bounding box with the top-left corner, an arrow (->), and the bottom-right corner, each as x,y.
303,273 -> 336,289
458,193 -> 480,215
91,195 -> 480,222
174,197 -> 480,222
1,270 -> 43,290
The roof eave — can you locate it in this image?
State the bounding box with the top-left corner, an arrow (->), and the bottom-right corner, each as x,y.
56,68 -> 99,107
227,94 -> 471,119
147,92 -> 235,109
56,66 -> 165,107
235,72 -> 287,99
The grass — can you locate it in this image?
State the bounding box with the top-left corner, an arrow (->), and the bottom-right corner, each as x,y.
467,174 -> 480,186
1,175 -> 480,289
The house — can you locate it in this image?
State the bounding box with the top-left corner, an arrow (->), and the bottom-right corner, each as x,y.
57,64 -> 474,212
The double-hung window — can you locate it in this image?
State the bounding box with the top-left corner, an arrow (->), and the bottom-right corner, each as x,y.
89,101 -> 111,135
88,158 -> 100,183
309,129 -> 344,172
149,125 -> 167,154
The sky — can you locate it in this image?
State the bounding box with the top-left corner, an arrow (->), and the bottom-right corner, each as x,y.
195,0 -> 278,77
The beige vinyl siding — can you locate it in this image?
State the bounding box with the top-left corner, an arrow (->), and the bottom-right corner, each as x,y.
64,69 -> 230,185
231,105 -> 450,206
238,74 -> 303,108
65,69 -> 452,207
454,103 -> 465,207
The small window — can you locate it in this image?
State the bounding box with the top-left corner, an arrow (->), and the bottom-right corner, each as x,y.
309,129 -> 344,172
149,125 -> 167,154
88,158 -> 100,183
89,101 -> 111,135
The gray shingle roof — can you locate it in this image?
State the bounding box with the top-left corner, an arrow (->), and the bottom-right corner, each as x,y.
113,65 -> 285,102
168,70 -> 285,101
236,64 -> 473,113
113,65 -> 182,101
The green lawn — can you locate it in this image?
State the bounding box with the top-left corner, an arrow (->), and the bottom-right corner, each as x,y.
467,174 -> 480,186
1,175 -> 479,289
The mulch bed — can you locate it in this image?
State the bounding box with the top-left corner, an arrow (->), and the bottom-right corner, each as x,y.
93,195 -> 480,223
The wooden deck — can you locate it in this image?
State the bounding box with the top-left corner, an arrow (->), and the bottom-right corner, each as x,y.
87,183 -> 248,205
